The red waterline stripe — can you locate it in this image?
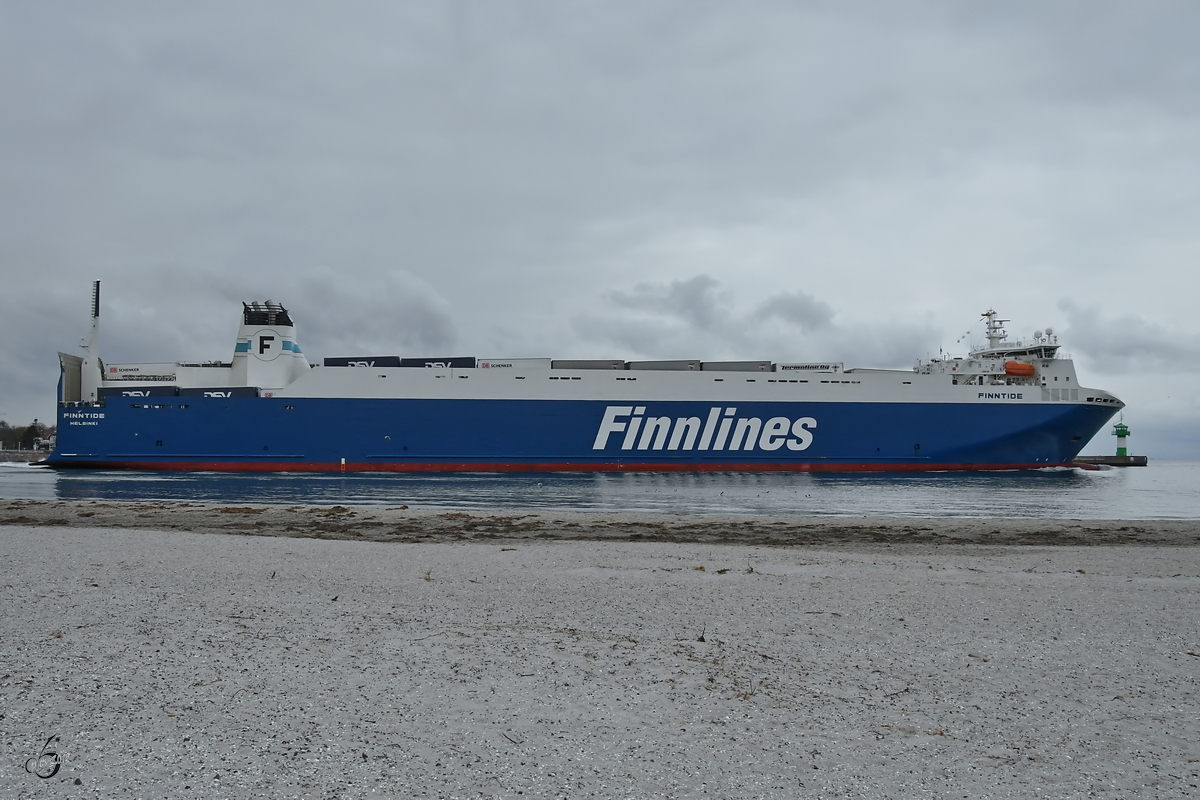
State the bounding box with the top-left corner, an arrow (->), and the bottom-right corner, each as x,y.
45,460 -> 1079,473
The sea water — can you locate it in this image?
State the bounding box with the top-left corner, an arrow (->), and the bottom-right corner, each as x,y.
1,461 -> 1198,519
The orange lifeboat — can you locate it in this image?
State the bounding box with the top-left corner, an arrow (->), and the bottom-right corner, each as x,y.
1004,361 -> 1036,377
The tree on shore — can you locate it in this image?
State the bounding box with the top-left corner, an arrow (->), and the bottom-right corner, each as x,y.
0,420 -> 47,449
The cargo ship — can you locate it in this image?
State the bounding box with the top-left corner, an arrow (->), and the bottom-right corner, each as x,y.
47,282 -> 1123,472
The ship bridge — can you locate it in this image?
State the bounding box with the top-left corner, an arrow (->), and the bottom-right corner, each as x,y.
917,309 -> 1070,388
969,309 -> 1061,358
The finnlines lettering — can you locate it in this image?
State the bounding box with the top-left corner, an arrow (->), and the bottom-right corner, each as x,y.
593,406 -> 816,452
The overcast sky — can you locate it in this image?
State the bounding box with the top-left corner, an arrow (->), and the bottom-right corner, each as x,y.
2,1 -> 1198,456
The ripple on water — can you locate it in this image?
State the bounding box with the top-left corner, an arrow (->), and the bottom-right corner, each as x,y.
1,461 -> 1197,519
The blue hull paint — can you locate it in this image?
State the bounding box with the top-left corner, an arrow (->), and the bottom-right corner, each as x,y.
49,396 -> 1118,471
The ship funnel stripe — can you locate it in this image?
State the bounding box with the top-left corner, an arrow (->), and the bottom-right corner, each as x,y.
235,340 -> 301,354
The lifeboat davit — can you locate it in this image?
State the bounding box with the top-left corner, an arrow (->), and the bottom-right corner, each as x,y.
1004,361 -> 1036,377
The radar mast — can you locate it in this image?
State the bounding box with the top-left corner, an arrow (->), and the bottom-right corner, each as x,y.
981,309 -> 1008,351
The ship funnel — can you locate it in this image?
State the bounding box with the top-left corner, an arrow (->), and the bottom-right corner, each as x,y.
230,300 -> 310,390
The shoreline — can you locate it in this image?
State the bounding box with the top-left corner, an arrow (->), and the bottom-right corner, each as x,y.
3,498 -> 1198,547
0,451 -> 44,462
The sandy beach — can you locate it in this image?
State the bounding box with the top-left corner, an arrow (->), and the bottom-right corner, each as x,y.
2,505 -> 1198,798
3,499 -> 1200,547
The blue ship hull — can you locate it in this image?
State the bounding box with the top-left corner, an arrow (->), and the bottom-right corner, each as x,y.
48,396 -> 1118,472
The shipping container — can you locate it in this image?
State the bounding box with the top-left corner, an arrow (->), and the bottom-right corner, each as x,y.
103,363 -> 178,379
701,361 -> 774,372
323,356 -> 402,367
477,359 -> 553,370
399,357 -> 477,369
98,386 -> 178,398
550,359 -> 627,370
178,387 -> 260,398
777,363 -> 844,373
627,360 -> 701,371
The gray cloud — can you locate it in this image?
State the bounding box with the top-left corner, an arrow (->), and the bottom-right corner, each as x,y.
578,274 -> 938,367
606,275 -> 731,333
287,268 -> 458,357
1061,302 -> 1200,374
1,2 -> 1198,452
758,291 -> 835,332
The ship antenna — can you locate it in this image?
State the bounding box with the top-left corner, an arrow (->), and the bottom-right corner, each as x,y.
982,309 -> 1008,350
